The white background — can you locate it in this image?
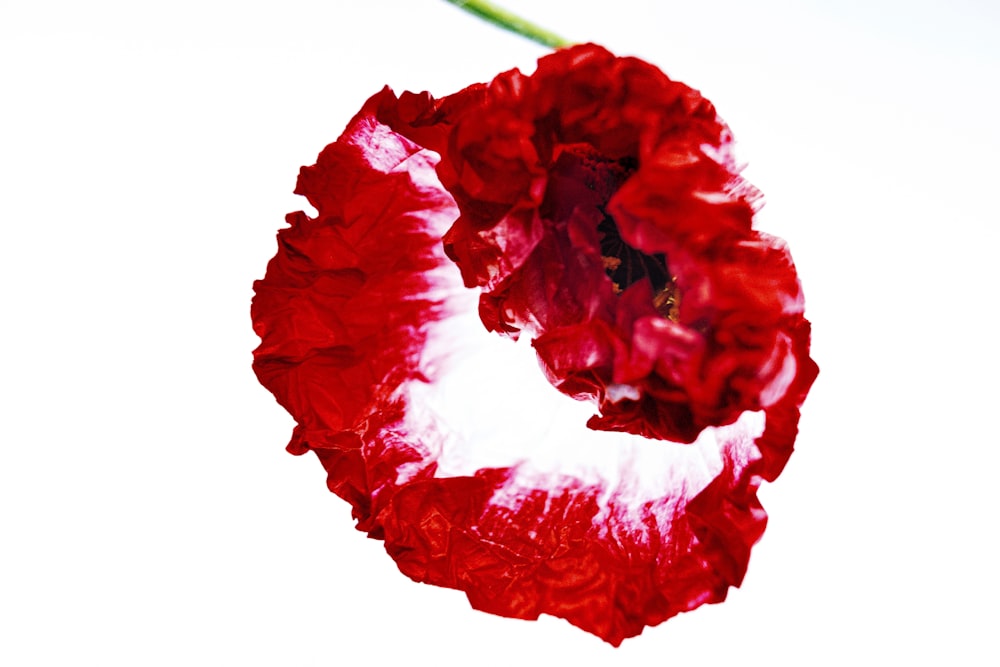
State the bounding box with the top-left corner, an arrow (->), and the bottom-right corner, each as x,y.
2,0 -> 998,664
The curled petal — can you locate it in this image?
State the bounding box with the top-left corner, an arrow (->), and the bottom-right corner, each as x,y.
252,46 -> 817,646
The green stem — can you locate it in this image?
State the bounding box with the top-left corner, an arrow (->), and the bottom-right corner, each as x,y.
443,0 -> 574,49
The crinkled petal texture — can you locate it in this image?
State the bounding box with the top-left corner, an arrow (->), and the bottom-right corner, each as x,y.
439,45 -> 816,444
252,44 -> 817,647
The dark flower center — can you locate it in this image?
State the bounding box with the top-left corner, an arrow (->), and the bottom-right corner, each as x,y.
544,145 -> 680,321
597,211 -> 680,320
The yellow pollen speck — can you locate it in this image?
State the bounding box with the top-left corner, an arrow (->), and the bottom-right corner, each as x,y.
652,280 -> 681,321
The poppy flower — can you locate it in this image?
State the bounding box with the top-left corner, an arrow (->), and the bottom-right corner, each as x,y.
252,43 -> 817,646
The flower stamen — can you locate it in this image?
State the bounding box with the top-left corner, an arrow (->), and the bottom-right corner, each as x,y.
598,211 -> 680,320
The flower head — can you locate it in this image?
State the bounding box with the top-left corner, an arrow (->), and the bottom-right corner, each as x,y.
252,43 -> 817,645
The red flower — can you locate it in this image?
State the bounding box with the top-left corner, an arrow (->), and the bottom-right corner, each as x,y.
252,44 -> 817,645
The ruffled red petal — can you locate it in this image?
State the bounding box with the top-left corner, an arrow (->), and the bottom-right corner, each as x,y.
252,45 -> 818,646
438,44 -> 816,443
252,101 -> 459,529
